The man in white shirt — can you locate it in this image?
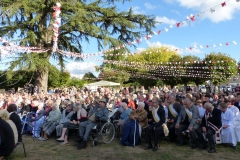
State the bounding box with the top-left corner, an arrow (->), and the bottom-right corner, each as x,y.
219,102 -> 237,149
225,99 -> 239,119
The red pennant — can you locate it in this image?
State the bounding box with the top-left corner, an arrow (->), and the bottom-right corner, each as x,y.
190,47 -> 192,50
158,30 -> 161,35
206,45 -> 209,48
136,39 -> 141,43
146,35 -> 151,40
176,22 -> 181,27
128,42 -> 131,45
221,2 -> 226,7
190,16 -> 195,21
226,42 -> 229,46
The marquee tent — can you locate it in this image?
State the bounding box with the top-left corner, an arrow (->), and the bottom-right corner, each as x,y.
85,80 -> 120,87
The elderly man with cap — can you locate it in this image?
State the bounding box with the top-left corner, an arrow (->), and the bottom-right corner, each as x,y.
77,98 -> 108,150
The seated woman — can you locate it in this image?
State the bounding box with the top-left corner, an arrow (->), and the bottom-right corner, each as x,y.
0,110 -> 18,145
121,102 -> 148,146
56,103 -> 74,137
38,103 -> 61,141
7,104 -> 22,143
34,100 -> 53,138
114,102 -> 132,136
32,103 -> 45,137
0,118 -> 15,159
56,103 -> 87,145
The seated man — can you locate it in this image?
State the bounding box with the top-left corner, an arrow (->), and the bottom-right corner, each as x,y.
225,99 -> 239,119
234,111 -> 240,142
114,102 -> 132,137
167,95 -> 182,142
219,102 -> 237,149
7,104 -> 22,143
196,102 -> 222,153
77,98 -> 108,150
144,98 -> 165,152
175,98 -> 200,149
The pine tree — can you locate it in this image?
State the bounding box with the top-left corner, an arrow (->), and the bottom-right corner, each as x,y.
0,0 -> 156,91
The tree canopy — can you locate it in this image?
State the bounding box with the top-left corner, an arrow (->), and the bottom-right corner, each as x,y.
0,0 -> 157,91
99,45 -> 238,88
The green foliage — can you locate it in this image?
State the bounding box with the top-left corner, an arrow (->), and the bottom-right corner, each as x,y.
203,52 -> 238,85
48,66 -> 71,87
0,0 -> 156,90
82,72 -> 97,83
68,77 -> 86,88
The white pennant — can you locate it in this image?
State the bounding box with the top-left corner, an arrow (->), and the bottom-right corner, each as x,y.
210,8 -> 215,13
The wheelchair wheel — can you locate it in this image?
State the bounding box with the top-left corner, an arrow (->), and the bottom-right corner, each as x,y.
99,122 -> 115,144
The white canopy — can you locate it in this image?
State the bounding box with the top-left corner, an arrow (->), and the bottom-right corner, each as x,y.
85,80 -> 120,87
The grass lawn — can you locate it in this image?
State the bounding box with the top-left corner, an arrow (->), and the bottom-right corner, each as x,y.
8,135 -> 240,160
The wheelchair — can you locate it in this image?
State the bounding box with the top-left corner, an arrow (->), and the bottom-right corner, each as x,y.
91,108 -> 118,147
20,112 -> 41,138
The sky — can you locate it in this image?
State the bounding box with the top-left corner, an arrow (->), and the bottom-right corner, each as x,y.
1,0 -> 240,78
67,0 -> 240,78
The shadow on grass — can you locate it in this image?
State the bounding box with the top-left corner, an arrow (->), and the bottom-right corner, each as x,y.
7,135 -> 240,160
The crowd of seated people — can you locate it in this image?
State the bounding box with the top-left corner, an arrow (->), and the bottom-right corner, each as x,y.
1,85 -> 240,158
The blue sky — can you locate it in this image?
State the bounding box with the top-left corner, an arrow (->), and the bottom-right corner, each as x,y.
1,0 -> 240,78
66,0 -> 240,78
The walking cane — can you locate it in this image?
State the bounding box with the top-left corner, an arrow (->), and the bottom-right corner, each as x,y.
133,120 -> 136,148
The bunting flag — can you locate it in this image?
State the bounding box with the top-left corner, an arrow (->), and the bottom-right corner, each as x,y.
54,40 -> 238,58
52,3 -> 61,52
0,0 -> 237,57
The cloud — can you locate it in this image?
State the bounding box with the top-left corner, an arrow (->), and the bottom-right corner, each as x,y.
144,3 -> 157,10
66,62 -> 99,79
131,6 -> 145,14
155,16 -> 177,25
146,41 -> 182,53
183,48 -> 202,54
175,0 -> 240,23
171,10 -> 182,16
146,41 -> 203,55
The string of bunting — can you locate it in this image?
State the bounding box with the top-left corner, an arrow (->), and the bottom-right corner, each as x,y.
101,68 -> 232,79
52,3 -> 61,52
55,39 -> 238,58
76,56 -> 233,67
1,1 -> 238,57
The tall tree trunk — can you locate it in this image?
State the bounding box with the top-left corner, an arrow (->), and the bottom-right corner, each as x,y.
35,67 -> 49,93
34,52 -> 51,93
